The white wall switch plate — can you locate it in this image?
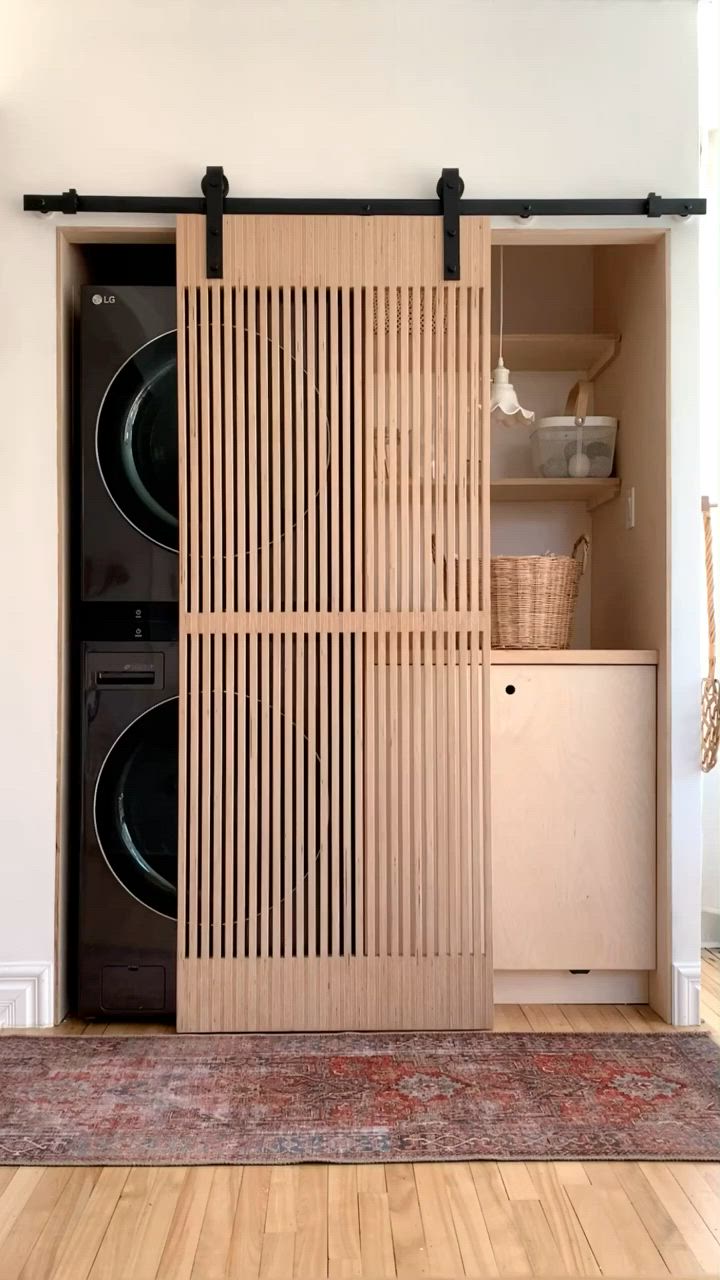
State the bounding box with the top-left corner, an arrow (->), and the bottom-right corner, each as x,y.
625,486 -> 636,530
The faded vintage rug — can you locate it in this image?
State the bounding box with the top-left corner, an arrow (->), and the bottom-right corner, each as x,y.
0,1032 -> 718,1165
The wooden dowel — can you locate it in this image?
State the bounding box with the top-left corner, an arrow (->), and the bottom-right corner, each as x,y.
259,290 -> 272,959
387,283 -> 399,956
306,289 -> 318,959
364,289 -> 376,959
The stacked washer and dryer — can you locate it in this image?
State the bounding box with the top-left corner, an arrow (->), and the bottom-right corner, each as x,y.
78,287 -> 179,1018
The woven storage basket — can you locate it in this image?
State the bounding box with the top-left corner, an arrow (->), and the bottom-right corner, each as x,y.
436,536 -> 589,650
491,536 -> 589,649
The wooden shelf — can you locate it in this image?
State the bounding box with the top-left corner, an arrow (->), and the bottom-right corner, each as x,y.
377,649 -> 659,668
377,478 -> 620,509
491,649 -> 658,666
491,333 -> 620,377
491,477 -> 620,508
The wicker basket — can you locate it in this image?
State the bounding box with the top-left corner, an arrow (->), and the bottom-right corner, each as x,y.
491,536 -> 589,649
435,536 -> 589,649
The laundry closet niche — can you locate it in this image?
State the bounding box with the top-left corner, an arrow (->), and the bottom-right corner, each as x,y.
488,231 -> 667,1013
55,223 -> 671,1027
56,229 -> 178,1025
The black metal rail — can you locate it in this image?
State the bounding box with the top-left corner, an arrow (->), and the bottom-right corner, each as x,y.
23,167 -> 706,279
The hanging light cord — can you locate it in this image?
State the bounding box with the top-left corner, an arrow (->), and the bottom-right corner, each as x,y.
498,244 -> 504,365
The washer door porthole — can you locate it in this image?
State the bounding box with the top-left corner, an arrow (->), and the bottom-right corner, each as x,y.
94,698 -> 179,919
96,330 -> 179,552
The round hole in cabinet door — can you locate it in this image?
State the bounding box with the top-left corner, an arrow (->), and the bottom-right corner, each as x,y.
505,684 -> 516,695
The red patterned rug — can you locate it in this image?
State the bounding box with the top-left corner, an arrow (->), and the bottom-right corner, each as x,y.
1,1032 -> 718,1165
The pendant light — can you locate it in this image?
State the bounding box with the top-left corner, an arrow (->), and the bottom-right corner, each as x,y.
491,246 -> 535,426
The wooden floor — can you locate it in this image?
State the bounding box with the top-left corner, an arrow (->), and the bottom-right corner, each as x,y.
1,952 -> 719,1280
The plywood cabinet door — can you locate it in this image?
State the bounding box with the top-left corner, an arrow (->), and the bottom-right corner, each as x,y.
492,665 -> 656,970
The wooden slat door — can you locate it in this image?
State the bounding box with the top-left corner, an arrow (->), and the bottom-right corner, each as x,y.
176,214 -> 492,1030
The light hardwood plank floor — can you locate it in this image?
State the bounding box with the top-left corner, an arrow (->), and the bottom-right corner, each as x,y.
1,953 -> 719,1278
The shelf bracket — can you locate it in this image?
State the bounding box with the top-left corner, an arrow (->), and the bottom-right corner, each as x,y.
201,166 -> 228,279
437,168 -> 463,281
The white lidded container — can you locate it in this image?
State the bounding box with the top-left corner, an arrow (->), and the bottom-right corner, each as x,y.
531,381 -> 617,479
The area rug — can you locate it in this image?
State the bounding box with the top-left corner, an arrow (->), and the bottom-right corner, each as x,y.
0,1032 -> 719,1165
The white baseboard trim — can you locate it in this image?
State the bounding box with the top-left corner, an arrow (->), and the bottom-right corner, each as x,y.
672,961 -> 702,1027
494,970 -> 649,1005
0,963 -> 53,1028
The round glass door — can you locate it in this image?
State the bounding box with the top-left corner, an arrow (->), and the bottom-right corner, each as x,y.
96,331 -> 179,551
94,698 -> 178,919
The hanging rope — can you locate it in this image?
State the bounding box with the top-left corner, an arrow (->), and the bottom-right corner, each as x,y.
702,496 -> 720,772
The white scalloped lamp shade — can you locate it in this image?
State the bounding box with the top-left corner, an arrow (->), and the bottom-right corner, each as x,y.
490,358 -> 535,426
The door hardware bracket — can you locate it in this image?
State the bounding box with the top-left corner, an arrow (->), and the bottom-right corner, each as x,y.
437,168 -> 464,281
646,192 -> 663,218
201,166 -> 228,278
60,188 -> 80,214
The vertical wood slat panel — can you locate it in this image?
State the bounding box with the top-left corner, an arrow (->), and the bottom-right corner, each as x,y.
376,284 -> 387,959
468,286 -> 481,956
445,290 -> 458,958
293,288 -> 306,960
329,287 -> 341,957
398,287 -> 411,959
222,286 -> 236,965
177,215 -> 492,1030
387,284 -> 399,957
341,288 -> 353,956
363,287 -> 376,961
259,293 -> 271,957
246,288 -> 259,957
282,292 -> 294,958
199,287 -> 212,963
410,288 -> 422,958
318,288 -> 329,959
234,291 -> 247,961
352,287 -> 364,959
270,287 -> 282,959
434,286 -> 447,959
480,227 -> 493,958
457,290 -> 470,958
211,287 -> 224,968
306,288 -> 318,959
176,280 -> 190,968
421,288 -> 435,961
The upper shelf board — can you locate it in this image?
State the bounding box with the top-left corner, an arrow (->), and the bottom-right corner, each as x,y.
491,333 -> 620,378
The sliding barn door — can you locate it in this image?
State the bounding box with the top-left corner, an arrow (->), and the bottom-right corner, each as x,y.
176,215 -> 492,1030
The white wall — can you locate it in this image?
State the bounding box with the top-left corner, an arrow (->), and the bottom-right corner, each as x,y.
0,0 -> 702,1019
699,0 -> 720,949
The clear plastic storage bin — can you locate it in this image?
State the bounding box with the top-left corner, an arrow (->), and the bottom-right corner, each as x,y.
531,418 -> 617,479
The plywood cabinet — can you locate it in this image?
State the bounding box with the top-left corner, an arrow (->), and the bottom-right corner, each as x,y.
492,664 -> 656,971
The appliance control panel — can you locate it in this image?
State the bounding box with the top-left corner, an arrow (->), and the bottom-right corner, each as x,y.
85,651 -> 166,691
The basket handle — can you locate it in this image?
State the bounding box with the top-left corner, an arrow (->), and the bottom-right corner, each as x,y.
572,534 -> 590,576
564,380 -> 592,422
703,496 -> 716,679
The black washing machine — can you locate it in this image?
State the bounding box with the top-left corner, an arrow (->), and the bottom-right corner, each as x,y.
78,641 -> 177,1018
80,286 -> 178,604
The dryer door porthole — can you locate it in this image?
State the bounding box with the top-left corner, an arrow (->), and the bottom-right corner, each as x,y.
94,697 -> 178,919
96,330 -> 179,552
